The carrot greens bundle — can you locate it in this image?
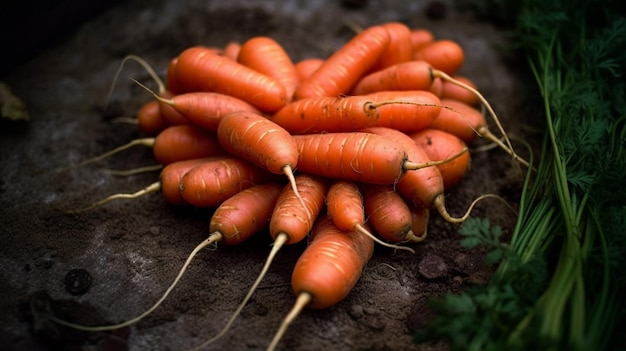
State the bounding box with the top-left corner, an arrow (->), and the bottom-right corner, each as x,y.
415,0 -> 626,350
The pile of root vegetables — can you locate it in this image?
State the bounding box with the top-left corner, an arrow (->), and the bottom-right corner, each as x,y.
59,22 -> 523,350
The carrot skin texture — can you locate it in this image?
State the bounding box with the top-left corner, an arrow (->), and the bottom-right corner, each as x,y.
410,205 -> 430,239
431,98 -> 486,143
222,41 -> 241,60
294,58 -> 324,81
351,60 -> 435,95
159,91 -> 261,132
409,28 -> 435,53
370,22 -> 413,72
269,95 -> 380,134
160,158 -> 221,205
292,132 -> 407,185
237,36 -> 299,101
364,90 -> 442,132
408,128 -> 471,189
217,111 -> 298,175
174,46 -> 287,112
152,125 -> 226,165
361,183 -> 414,243
360,127 -> 444,208
294,25 -> 390,99
136,99 -> 170,136
179,157 -> 279,208
439,75 -> 480,106
291,216 -> 374,309
413,39 -> 465,76
269,175 -> 330,245
326,180 -> 366,232
158,90 -> 191,126
210,183 -> 283,245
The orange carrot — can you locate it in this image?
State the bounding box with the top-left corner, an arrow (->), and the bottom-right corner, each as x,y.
359,126 -> 465,222
294,58 -> 324,81
208,182 -> 284,245
431,98 -> 486,143
351,60 -> 435,95
364,90 -> 442,132
267,216 -> 374,350
144,89 -> 261,132
69,157 -> 221,213
440,75 -> 479,106
216,111 -> 306,210
294,25 -> 390,99
429,77 -> 444,97
135,99 -> 170,136
293,131 -> 460,185
192,175 -> 330,348
166,57 -> 182,94
173,46 -> 288,112
409,28 -> 435,53
408,128 -> 471,189
237,36 -> 299,101
370,22 -> 413,72
78,124 -> 226,167
269,94 -> 380,134
222,41 -> 241,60
179,157 -> 279,208
409,205 -> 430,241
360,183 -> 422,243
327,180 -> 415,252
413,39 -> 465,76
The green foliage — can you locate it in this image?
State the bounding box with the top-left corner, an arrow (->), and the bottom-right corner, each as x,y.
415,0 -> 626,350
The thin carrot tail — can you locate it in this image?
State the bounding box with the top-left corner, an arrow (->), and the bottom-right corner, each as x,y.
104,164 -> 164,176
432,69 -> 530,168
433,193 -> 517,224
75,138 -> 155,168
403,146 -> 469,171
354,224 -> 415,254
267,292 -> 313,351
44,232 -> 222,332
66,182 -> 161,214
106,55 -> 165,108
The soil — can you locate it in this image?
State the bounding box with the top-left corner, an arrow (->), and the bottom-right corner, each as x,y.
0,1 -> 528,350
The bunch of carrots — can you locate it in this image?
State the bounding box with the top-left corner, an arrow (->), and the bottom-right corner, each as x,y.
54,22 -> 523,350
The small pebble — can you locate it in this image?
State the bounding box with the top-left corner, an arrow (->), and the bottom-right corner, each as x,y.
418,254 -> 449,279
349,304 -> 364,319
64,268 -> 92,295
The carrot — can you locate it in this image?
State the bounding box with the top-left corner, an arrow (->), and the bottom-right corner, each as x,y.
179,156 -> 280,208
136,84 -> 261,132
173,46 -> 288,112
135,99 -> 170,136
77,124 -> 226,167
409,28 -> 435,53
267,216 -> 374,351
294,58 -> 324,81
413,39 -> 465,76
440,75 -> 480,106
409,204 -> 430,241
408,128 -> 471,189
237,36 -> 299,101
293,131 -> 465,185
269,94 -> 380,134
370,22 -> 413,72
364,90 -> 442,132
271,90 -> 441,134
294,24 -> 390,99
429,77 -> 444,97
216,110 -> 307,212
192,175 -> 330,348
351,60 -> 435,95
68,157 -> 219,213
165,57 -> 182,95
359,126 -> 466,223
222,41 -> 241,60
360,183 -> 423,243
326,180 -> 415,252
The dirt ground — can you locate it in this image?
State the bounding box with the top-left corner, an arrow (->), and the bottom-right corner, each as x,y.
0,1 -> 528,350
